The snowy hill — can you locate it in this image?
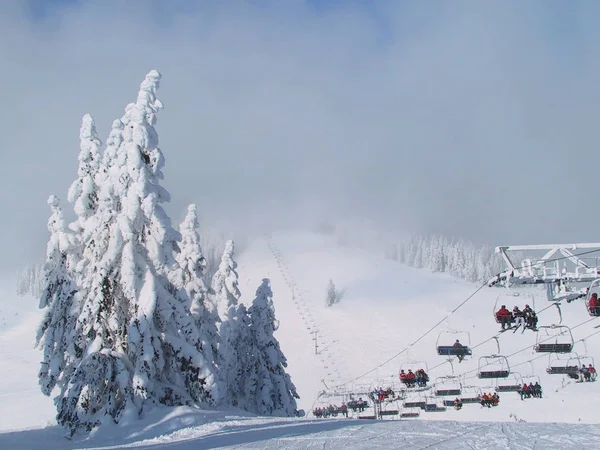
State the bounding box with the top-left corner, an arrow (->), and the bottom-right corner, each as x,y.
1,230 -> 600,448
235,231 -> 600,424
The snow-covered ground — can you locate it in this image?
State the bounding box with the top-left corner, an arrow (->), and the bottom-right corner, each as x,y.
1,230 -> 599,448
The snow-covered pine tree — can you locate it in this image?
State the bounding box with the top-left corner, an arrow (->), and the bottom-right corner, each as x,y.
177,204 -> 219,367
211,240 -> 241,321
35,196 -> 78,397
247,278 -> 299,416
218,301 -> 254,409
42,70 -> 218,436
67,114 -> 102,233
325,279 -> 338,307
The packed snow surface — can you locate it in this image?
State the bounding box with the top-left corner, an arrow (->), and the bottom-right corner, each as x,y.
3,413 -> 600,449
1,231 -> 599,448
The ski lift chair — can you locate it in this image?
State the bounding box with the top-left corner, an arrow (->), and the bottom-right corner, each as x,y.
495,372 -> 523,392
534,325 -> 574,353
442,385 -> 481,406
576,355 -> 597,382
460,385 -> 483,404
402,399 -> 426,409
398,359 -> 431,390
424,396 -> 447,412
436,330 -> 473,358
477,355 -> 510,379
434,376 -> 462,396
493,292 -> 535,325
546,354 -> 580,376
400,410 -> 420,418
379,408 -> 399,418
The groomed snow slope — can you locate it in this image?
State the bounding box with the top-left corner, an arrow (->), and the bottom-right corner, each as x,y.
1,230 -> 600,449
236,231 -> 600,424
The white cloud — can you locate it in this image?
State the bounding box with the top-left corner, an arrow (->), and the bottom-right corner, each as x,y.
2,0 -> 600,270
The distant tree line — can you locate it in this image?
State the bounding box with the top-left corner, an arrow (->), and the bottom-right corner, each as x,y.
322,221 -> 521,284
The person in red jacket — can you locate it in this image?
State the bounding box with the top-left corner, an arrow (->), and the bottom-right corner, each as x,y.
589,293 -> 600,315
495,304 -> 512,330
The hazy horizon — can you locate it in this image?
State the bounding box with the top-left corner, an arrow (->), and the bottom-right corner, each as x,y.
3,0 -> 600,270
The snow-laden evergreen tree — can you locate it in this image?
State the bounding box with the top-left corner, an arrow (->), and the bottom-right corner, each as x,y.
325,279 -> 338,307
218,301 -> 254,409
211,240 -> 241,321
247,279 -> 299,416
35,196 -> 78,397
39,70 -> 218,436
67,114 -> 102,233
177,204 -> 219,366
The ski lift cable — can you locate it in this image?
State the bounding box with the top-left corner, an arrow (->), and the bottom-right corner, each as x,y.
334,249 -> 600,388
427,315 -> 599,376
461,333 -> 600,384
458,328 -> 600,383
446,318 -> 600,381
336,282 -> 490,387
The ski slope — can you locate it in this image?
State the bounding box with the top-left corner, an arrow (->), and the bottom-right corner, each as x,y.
235,231 -> 600,424
1,230 -> 599,448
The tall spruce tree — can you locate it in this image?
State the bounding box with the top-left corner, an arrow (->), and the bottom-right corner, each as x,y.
36,196 -> 79,398
37,70 -> 218,436
247,279 -> 299,416
67,114 -> 102,232
218,302 -> 254,409
211,240 -> 241,321
177,204 -> 219,367
212,240 -> 246,407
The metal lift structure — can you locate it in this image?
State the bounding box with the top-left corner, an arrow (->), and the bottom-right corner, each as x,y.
488,243 -> 600,302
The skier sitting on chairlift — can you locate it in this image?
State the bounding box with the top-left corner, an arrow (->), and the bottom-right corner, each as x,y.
580,365 -> 594,382
496,305 -> 512,330
512,306 -> 526,329
588,364 -> 597,381
522,304 -> 538,331
399,369 -> 407,385
340,402 -> 348,417
532,382 -> 542,398
589,293 -> 600,315
491,393 -> 499,406
416,368 -> 429,387
453,397 -> 463,410
453,339 -> 466,362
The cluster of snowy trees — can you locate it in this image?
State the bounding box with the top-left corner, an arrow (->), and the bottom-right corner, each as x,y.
389,234 -> 508,283
16,262 -> 45,298
328,222 -> 518,284
35,70 -> 298,437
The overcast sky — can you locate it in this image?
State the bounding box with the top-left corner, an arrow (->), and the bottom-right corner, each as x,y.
2,0 -> 600,270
